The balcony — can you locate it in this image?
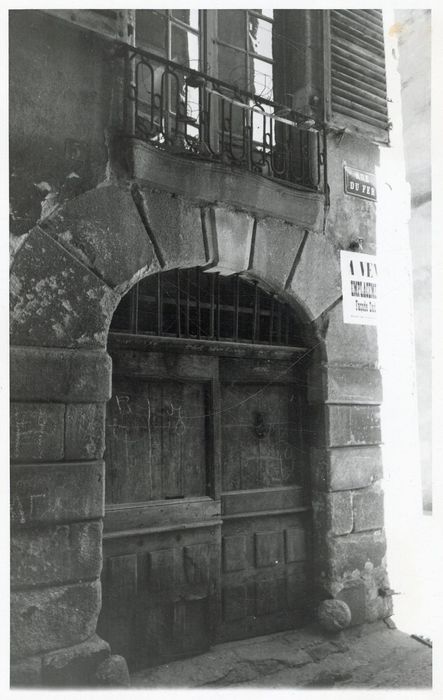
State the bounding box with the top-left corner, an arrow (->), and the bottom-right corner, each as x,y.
119,43 -> 324,194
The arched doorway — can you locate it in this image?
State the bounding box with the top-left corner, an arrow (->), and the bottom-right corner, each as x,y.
98,268 -> 313,671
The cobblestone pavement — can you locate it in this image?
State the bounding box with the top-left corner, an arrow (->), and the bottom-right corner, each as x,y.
131,619 -> 432,689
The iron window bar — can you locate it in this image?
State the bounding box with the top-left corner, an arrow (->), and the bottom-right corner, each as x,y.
118,42 -> 324,191
110,268 -> 305,348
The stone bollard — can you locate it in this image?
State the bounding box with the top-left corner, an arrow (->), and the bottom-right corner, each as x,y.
318,599 -> 352,633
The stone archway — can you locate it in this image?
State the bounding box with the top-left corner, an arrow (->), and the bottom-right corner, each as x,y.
10,183 -> 389,686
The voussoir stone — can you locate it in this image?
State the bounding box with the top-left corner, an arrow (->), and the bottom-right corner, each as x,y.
138,187 -> 208,270
204,205 -> 255,275
40,184 -> 159,290
289,233 -> 341,320
248,216 -> 305,289
10,226 -> 119,349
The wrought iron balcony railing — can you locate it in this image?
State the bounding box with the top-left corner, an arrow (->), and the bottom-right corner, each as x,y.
120,44 -> 324,191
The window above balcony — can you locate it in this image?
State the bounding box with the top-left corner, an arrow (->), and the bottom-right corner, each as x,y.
208,9 -> 276,99
41,9 -> 326,192
134,10 -> 285,102
124,10 -> 324,191
135,9 -> 200,70
44,8 -> 390,151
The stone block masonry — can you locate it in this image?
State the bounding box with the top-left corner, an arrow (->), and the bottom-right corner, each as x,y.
65,403 -> 106,461
10,347 -> 111,403
307,350 -> 388,629
307,365 -> 383,405
10,461 -> 104,527
9,177 -> 390,684
353,487 -> 384,532
11,635 -> 112,688
311,446 -> 383,492
11,521 -> 103,588
11,581 -> 101,659
10,403 -> 65,463
42,635 -> 111,687
312,485 -> 385,537
10,333 -> 111,684
327,405 -> 381,448
10,655 -> 43,687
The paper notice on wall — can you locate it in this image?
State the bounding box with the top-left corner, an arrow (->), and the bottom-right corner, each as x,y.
340,251 -> 378,326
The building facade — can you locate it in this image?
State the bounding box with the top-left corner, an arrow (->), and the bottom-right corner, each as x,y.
10,9 -> 393,686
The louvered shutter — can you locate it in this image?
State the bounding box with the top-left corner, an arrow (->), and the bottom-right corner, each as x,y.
328,9 -> 389,142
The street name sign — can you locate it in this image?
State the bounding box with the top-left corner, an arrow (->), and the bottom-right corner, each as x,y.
344,165 -> 377,201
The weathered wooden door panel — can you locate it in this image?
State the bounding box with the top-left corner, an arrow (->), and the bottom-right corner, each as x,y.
103,496 -> 220,533
105,376 -> 208,503
218,358 -> 311,642
221,382 -> 303,490
219,356 -> 307,490
99,351 -> 221,671
99,347 -> 311,667
218,506 -> 311,641
99,525 -> 221,669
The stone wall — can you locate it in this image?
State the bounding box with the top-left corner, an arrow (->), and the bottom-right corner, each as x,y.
10,180 -> 391,685
10,345 -> 111,684
308,361 -> 392,624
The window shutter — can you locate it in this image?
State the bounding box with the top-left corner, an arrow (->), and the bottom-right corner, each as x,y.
328,9 -> 389,142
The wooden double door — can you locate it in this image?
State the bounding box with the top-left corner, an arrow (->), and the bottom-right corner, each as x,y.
98,340 -> 311,670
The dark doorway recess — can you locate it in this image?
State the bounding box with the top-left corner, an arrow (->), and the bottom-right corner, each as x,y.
98,269 -> 313,671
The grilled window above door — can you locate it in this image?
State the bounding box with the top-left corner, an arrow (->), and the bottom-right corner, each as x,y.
327,9 -> 390,143
110,268 -> 306,348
